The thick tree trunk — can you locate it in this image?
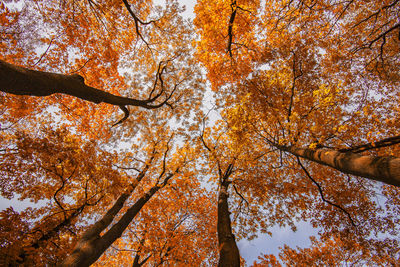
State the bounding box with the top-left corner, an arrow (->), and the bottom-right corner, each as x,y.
279,145 -> 400,187
0,59 -> 164,109
217,180 -> 240,267
18,161 -> 151,265
60,185 -> 161,267
60,169 -> 150,266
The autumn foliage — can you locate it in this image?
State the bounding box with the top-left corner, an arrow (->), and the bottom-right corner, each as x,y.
1,0 -> 400,266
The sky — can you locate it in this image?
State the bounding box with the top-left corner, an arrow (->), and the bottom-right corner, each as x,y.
238,222 -> 318,263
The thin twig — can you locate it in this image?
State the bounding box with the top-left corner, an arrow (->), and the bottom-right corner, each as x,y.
232,184 -> 249,207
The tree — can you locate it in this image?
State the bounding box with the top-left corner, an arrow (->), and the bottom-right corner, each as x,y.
0,127 -> 122,265
200,118 -> 241,266
1,0 -> 400,266
93,167 -> 218,266
194,0 -> 400,264
0,59 -> 179,125
194,0 -> 400,185
1,1 -> 206,265
60,131 -> 186,266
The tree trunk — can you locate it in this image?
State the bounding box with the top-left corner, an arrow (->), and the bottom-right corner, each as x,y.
278,145 -> 400,187
60,185 -> 161,267
217,180 -> 240,267
18,161 -> 150,265
60,169 -> 149,266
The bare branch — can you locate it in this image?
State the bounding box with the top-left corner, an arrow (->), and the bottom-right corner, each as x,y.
31,34 -> 63,67
287,51 -> 303,123
0,59 -> 180,125
232,184 -> 249,207
113,164 -> 141,173
122,0 -> 158,51
339,135 -> 400,153
227,0 -> 238,58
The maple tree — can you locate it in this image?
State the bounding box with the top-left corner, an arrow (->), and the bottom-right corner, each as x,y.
1,0 -> 400,266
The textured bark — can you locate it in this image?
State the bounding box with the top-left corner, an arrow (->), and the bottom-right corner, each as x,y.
217,179 -> 240,267
76,184 -> 136,245
60,185 -> 161,267
279,145 -> 400,187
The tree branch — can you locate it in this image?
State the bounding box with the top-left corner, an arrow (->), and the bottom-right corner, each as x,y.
297,157 -> 356,227
339,135 -> 400,153
227,0 -> 238,58
0,59 -> 177,125
122,0 -> 158,51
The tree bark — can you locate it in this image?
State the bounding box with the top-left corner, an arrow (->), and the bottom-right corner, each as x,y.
60,185 -> 161,267
17,159 -> 152,265
278,145 -> 400,187
217,179 -> 240,267
59,168 -> 150,266
0,59 -> 167,109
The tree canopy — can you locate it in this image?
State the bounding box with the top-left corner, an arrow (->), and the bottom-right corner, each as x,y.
1,0 -> 400,266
